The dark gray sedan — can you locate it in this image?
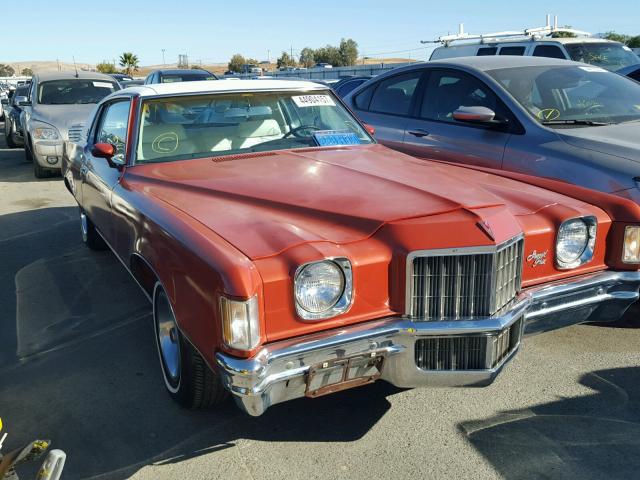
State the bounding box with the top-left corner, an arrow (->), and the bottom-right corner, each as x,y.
344,56 -> 640,204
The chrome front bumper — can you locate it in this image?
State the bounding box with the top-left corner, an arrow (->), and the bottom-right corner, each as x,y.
216,270 -> 640,416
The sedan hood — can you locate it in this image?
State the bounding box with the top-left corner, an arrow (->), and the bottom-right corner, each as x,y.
128,145 -> 591,260
32,104 -> 95,131
558,122 -> 640,164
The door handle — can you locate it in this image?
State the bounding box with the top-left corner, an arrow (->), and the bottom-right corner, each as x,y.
408,129 -> 430,138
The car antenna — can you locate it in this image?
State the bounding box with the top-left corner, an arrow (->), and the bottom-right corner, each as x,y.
72,56 -> 79,78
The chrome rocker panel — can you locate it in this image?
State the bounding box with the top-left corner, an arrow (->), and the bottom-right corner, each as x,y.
216,270 -> 640,416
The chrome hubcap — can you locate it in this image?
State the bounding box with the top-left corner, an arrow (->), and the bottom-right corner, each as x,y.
156,291 -> 180,383
80,212 -> 88,242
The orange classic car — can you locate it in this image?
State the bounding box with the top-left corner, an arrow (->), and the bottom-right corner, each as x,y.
62,80 -> 640,416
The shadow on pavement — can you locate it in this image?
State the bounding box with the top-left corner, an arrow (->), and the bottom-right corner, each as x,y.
0,206 -> 395,480
460,366 -> 640,480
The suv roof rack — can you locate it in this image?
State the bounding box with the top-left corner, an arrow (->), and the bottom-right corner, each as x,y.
421,15 -> 592,46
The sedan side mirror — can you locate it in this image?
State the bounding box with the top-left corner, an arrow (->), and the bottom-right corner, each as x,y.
14,96 -> 31,106
452,106 -> 498,124
92,143 -> 115,159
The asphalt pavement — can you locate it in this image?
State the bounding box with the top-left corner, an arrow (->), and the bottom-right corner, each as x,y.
1,123 -> 639,480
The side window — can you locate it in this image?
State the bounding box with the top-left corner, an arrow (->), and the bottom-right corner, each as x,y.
532,45 -> 567,59
96,100 -> 131,163
499,46 -> 526,56
477,47 -> 498,56
353,85 -> 375,110
420,70 -> 505,123
368,71 -> 422,116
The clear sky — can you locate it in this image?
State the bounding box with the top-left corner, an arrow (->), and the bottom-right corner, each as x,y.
5,0 -> 639,65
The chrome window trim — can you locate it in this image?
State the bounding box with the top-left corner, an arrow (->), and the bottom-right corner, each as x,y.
555,216 -> 597,270
294,258 -> 353,321
405,234 -> 524,318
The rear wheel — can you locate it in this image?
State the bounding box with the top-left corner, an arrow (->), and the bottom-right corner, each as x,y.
4,121 -> 17,148
80,209 -> 107,250
153,283 -> 227,409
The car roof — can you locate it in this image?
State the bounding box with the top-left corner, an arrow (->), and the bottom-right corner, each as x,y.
151,69 -> 215,75
413,56 -> 585,72
34,71 -> 118,82
119,79 -> 330,97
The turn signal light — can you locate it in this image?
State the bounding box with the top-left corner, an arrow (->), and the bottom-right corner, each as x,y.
622,226 -> 640,263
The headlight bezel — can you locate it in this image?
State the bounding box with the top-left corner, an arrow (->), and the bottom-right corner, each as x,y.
555,216 -> 597,269
32,121 -> 60,141
220,295 -> 260,351
294,258 -> 353,321
622,225 -> 640,264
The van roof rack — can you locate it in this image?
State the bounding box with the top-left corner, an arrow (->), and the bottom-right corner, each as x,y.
421,15 -> 592,46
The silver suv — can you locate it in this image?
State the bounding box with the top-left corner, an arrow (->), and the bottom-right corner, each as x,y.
18,71 -> 119,178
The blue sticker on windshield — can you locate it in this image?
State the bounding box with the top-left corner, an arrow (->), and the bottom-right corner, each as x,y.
313,130 -> 362,147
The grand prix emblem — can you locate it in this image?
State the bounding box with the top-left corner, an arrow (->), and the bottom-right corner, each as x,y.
527,249 -> 548,267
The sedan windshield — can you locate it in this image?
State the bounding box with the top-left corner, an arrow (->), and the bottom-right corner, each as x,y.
564,43 -> 640,72
38,79 -> 119,105
136,91 -> 373,163
161,74 -> 216,83
488,65 -> 640,126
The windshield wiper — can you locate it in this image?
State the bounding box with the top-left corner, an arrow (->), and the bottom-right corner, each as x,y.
541,119 -> 612,126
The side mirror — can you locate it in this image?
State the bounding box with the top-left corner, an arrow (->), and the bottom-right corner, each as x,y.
363,123 -> 375,136
91,143 -> 115,160
14,96 -> 31,106
452,106 -> 498,124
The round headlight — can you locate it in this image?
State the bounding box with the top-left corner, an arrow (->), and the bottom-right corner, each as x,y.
295,261 -> 345,314
557,218 -> 589,264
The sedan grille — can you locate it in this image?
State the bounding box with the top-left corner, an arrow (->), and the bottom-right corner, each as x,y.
67,125 -> 84,142
409,237 -> 523,320
415,319 -> 522,371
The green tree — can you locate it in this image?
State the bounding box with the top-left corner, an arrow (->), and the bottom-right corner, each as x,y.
277,51 -> 297,69
96,61 -> 118,74
603,31 -> 629,43
299,47 -> 315,68
20,67 -> 33,76
339,38 -> 359,66
0,64 -> 15,77
228,53 -> 246,73
119,52 -> 139,75
313,46 -> 342,66
551,26 -> 577,38
627,36 -> 640,48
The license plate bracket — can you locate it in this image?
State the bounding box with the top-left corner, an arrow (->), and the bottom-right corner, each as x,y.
305,352 -> 384,398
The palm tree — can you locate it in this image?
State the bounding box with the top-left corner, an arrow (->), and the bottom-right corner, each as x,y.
119,52 -> 139,75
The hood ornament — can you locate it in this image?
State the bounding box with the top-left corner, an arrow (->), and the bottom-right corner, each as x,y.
527,250 -> 548,267
476,221 -> 495,240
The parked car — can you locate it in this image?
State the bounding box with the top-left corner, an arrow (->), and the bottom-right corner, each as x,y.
119,79 -> 145,88
143,69 -> 218,85
241,64 -> 262,75
61,79 -> 640,416
344,56 -> 640,204
314,63 -> 333,69
332,76 -> 374,98
618,64 -> 640,82
19,71 -> 120,178
2,84 -> 30,147
109,73 -> 134,83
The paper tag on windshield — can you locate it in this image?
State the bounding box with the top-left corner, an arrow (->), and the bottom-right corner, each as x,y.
313,130 -> 361,147
292,95 -> 335,107
93,81 -> 113,88
579,66 -> 607,73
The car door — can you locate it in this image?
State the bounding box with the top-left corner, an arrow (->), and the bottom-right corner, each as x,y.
81,98 -> 131,247
401,68 -> 514,169
349,69 -> 424,151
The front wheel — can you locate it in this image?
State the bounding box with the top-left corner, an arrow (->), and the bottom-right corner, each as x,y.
153,284 -> 227,409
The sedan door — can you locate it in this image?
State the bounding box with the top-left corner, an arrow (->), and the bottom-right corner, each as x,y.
81,99 -> 131,247
401,69 -> 514,169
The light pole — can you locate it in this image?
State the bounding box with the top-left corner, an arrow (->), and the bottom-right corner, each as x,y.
162,49 -> 166,65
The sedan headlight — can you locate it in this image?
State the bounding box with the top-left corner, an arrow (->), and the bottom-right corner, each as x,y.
33,126 -> 60,140
220,296 -> 260,351
556,216 -> 597,269
294,259 -> 353,320
623,226 -> 640,263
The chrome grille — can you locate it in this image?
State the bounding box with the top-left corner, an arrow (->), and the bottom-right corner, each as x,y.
415,319 -> 522,371
67,125 -> 84,142
409,237 -> 523,320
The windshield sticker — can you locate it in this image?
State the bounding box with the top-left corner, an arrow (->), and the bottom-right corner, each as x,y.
313,130 -> 361,147
292,95 -> 336,108
579,66 -> 607,73
93,81 -> 114,88
537,108 -> 561,121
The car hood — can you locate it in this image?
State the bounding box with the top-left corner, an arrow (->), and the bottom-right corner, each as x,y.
31,104 -> 96,132
127,144 -> 591,260
558,122 -> 640,164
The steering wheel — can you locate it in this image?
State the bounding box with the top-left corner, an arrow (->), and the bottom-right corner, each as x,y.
283,125 -> 321,138
585,103 -> 605,115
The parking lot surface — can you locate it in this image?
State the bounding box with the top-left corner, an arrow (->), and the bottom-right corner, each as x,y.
1,123 -> 639,480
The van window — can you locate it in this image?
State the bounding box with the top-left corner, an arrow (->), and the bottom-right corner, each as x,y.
532,45 -> 566,59
499,47 -> 526,56
368,71 -> 422,116
477,47 -> 498,56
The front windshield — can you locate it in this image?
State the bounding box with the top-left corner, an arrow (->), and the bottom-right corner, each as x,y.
38,79 -> 119,105
136,90 -> 373,163
564,43 -> 640,72
161,74 -> 216,83
488,65 -> 640,126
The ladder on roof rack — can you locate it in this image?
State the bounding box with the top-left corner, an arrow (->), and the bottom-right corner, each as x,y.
421,15 -> 592,45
